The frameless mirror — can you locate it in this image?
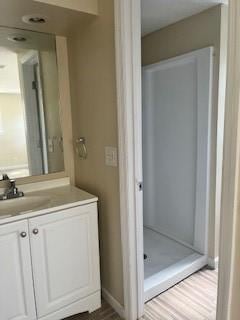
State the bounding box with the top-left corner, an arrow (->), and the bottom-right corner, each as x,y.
0,27 -> 64,179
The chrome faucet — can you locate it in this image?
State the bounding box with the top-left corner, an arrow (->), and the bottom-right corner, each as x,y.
0,174 -> 24,201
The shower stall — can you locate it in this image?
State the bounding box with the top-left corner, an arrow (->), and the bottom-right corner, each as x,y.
142,47 -> 213,301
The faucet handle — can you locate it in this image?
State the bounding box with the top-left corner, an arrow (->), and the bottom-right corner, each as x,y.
10,179 -> 15,185
0,173 -> 9,181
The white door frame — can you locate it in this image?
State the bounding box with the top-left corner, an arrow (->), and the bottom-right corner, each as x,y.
217,0 -> 240,320
115,1 -> 239,320
114,0 -> 144,319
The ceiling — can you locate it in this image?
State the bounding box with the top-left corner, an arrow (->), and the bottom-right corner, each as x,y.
0,0 -> 95,36
141,0 -> 228,36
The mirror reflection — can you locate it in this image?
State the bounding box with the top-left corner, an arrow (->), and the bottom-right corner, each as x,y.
0,27 -> 64,179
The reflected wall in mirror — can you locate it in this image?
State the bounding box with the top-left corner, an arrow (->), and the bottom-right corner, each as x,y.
0,27 -> 64,179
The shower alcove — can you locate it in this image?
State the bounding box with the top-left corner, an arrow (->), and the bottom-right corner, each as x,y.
142,47 -> 213,301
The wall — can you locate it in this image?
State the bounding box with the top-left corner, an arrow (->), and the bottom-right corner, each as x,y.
34,0 -> 98,15
0,93 -> 28,169
142,5 -> 228,261
67,0 -> 124,305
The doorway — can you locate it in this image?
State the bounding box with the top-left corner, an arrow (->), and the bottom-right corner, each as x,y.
142,48 -> 213,301
114,0 -> 228,319
19,50 -> 49,176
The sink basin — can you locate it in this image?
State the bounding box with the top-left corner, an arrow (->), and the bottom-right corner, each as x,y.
0,195 -> 51,217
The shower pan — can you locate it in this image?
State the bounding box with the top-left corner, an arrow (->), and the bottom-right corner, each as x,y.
142,47 -> 213,301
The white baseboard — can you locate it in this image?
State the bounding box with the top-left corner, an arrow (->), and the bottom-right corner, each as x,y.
102,287 -> 125,319
208,257 -> 219,269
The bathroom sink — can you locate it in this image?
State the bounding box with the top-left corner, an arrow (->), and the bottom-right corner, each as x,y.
0,195 -> 51,216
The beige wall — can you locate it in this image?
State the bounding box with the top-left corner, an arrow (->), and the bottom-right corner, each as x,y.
34,0 -> 98,15
0,93 -> 28,168
142,5 -> 227,261
67,0 -> 123,305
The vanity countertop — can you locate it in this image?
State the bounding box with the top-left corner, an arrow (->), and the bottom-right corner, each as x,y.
0,184 -> 98,225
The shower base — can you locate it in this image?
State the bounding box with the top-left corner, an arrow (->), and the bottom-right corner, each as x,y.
144,227 -> 207,302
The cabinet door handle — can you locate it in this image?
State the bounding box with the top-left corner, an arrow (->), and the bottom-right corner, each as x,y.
20,231 -> 27,238
32,228 -> 39,235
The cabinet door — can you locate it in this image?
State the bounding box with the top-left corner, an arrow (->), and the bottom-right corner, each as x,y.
29,203 -> 100,318
0,220 -> 36,320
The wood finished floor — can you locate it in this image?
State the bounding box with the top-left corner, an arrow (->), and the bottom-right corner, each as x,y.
65,299 -> 122,320
65,268 -> 218,320
143,268 -> 218,320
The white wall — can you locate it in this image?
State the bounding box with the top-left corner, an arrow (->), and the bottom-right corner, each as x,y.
0,93 -> 28,169
143,58 -> 197,246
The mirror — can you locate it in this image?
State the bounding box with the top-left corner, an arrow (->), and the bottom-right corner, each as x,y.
0,27 -> 64,179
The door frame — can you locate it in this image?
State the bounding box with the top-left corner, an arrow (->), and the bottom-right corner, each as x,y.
114,0 -> 144,319
114,0 -> 239,320
217,0 -> 240,319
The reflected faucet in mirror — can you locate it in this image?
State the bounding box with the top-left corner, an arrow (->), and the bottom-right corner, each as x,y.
0,173 -> 24,201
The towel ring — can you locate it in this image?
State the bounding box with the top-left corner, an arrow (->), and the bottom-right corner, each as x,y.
76,137 -> 87,160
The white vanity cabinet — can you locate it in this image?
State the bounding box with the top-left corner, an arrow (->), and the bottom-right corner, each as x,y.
0,201 -> 101,320
29,203 -> 101,319
0,220 -> 36,320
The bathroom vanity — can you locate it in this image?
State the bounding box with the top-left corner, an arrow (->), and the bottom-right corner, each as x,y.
0,179 -> 101,320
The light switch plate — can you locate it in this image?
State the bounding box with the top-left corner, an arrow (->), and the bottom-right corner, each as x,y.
48,138 -> 54,153
105,146 -> 118,167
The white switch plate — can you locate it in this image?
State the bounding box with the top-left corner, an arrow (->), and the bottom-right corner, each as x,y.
105,146 -> 118,167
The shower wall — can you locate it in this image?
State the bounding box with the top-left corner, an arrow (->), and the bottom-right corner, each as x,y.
142,47 -> 214,254
142,58 -> 197,246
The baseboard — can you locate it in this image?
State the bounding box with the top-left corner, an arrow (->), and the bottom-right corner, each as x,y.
207,257 -> 219,269
102,288 -> 125,319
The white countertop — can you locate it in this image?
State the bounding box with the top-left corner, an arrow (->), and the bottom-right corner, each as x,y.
0,184 -> 98,225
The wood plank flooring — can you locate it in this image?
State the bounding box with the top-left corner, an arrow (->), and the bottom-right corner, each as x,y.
65,299 -> 122,320
143,268 -> 218,320
65,268 -> 218,320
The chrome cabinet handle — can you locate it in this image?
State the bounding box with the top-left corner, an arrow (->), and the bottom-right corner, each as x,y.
32,228 -> 39,235
20,231 -> 27,238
